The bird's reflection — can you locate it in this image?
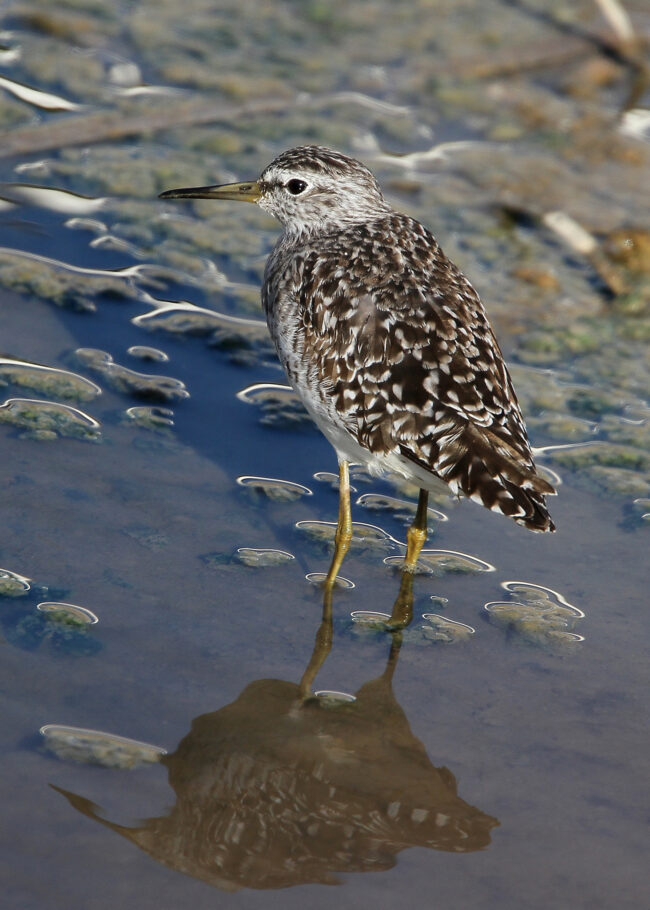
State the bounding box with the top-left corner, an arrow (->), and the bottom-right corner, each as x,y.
53,589 -> 498,890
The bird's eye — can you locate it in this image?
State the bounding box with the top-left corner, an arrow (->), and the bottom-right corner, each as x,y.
286,179 -> 307,195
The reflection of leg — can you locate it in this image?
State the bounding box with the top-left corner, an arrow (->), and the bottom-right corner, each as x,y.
384,629 -> 403,678
403,488 -> 429,572
387,570 -> 415,630
299,584 -> 334,698
324,460 -> 353,586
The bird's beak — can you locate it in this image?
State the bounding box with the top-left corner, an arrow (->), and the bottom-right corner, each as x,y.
159,181 -> 261,203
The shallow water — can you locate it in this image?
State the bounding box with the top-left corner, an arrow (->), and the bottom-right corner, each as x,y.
0,2 -> 648,908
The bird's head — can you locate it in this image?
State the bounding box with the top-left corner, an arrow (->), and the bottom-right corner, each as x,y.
159,146 -> 390,238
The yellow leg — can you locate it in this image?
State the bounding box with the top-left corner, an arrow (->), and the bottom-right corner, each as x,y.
324,460 -> 353,587
403,488 -> 429,572
387,488 -> 429,629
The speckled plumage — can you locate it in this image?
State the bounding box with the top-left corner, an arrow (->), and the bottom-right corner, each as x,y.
161,145 -> 555,533
259,146 -> 555,532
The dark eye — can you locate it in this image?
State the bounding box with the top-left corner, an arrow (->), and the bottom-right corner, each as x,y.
286,179 -> 307,195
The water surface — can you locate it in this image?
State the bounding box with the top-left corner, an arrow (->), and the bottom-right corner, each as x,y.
0,2 -> 648,908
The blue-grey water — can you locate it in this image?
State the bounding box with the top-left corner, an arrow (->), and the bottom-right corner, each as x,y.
0,2 -> 648,908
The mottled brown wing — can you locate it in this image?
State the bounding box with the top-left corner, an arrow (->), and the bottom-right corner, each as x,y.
298,213 -> 555,531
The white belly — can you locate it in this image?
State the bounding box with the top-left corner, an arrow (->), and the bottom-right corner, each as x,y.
304,395 -> 443,493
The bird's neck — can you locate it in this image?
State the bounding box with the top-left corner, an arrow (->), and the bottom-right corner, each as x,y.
280,206 -> 391,246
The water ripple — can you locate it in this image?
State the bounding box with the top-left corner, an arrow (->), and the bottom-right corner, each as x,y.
237,475 -> 312,501
0,74 -> 81,111
133,297 -> 268,342
235,547 -> 295,567
37,602 -> 99,625
89,234 -> 147,258
501,580 -> 584,615
313,690 -> 357,706
296,520 -> 399,553
237,382 -> 311,428
631,498 -> 650,521
114,84 -> 184,99
0,245 -> 164,282
384,549 -> 495,576
372,139 -> 483,170
0,356 -> 101,402
125,405 -> 175,430
311,91 -> 410,117
306,573 -> 355,588
484,580 -> 585,647
421,614 -> 476,643
350,610 -> 391,626
356,492 -> 448,524
0,567 -> 31,597
40,724 -> 166,768
64,216 -> 107,234
1,183 -> 107,214
73,349 -> 188,402
0,42 -> 21,66
126,346 -> 169,363
0,398 -> 101,441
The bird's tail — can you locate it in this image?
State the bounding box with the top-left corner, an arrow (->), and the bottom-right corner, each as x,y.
444,423 -> 556,532
461,464 -> 555,532
403,421 -> 556,533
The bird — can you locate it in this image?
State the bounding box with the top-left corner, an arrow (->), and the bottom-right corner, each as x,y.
160,145 -> 555,587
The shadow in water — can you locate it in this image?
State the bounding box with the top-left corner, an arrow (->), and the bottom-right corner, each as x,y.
52,588 -> 498,890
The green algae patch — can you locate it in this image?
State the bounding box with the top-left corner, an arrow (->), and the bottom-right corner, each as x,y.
72,348 -> 189,402
0,357 -> 101,402
485,581 -> 585,651
124,405 -> 175,433
0,249 -> 139,312
234,547 -> 296,567
0,568 -> 31,597
0,397 -> 101,441
40,725 -> 165,767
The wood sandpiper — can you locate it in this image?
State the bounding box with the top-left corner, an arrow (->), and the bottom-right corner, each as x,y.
160,146 -> 555,593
